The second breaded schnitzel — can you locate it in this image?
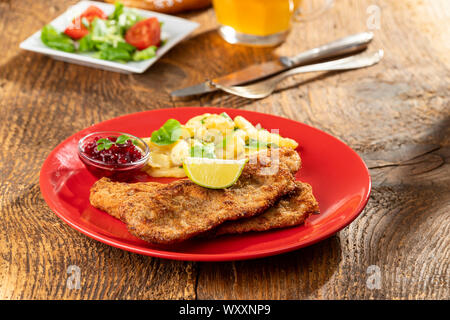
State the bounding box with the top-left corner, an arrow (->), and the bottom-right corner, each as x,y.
90,148 -> 300,244
208,181 -> 319,236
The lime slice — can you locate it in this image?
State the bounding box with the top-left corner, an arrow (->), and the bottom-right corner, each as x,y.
183,157 -> 248,189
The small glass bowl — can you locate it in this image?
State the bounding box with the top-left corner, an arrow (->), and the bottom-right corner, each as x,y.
78,131 -> 150,181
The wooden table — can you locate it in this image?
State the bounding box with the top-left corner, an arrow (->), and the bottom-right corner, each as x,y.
0,0 -> 448,300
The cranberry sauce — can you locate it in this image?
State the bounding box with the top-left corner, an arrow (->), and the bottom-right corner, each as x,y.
78,133 -> 149,181
82,136 -> 144,165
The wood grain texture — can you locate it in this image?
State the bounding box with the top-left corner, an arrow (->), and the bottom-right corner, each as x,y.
0,0 -> 449,299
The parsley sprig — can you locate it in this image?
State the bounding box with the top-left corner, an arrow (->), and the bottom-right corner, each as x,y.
96,135 -> 139,151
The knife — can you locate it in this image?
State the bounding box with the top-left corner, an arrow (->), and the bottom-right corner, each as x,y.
171,32 -> 374,99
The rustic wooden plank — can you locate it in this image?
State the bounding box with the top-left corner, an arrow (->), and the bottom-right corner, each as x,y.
0,0 -> 197,300
195,0 -> 450,300
0,0 -> 448,300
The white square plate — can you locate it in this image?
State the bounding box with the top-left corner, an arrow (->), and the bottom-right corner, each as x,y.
19,1 -> 199,74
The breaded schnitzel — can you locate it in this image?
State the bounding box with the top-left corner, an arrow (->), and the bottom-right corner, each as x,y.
209,181 -> 319,236
90,148 -> 300,244
90,179 -> 160,220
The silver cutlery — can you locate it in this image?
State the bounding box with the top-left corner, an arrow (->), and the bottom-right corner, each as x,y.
210,49 -> 384,99
170,32 -> 374,98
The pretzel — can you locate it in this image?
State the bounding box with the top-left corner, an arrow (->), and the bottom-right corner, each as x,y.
104,0 -> 211,14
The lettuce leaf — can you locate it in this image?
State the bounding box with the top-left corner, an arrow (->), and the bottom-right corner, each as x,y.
41,25 -> 75,52
151,119 -> 182,145
79,33 -> 94,52
132,46 -> 156,61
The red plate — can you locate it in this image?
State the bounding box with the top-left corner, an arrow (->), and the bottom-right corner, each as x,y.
40,107 -> 371,261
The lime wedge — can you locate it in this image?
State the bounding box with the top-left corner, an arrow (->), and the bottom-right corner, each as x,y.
183,157 -> 248,189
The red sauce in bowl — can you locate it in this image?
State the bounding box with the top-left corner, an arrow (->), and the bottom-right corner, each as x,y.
78,132 -> 149,181
82,136 -> 144,164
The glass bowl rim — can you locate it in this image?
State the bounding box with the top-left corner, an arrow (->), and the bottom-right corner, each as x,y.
77,131 -> 150,168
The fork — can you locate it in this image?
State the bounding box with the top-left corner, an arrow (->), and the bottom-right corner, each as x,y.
211,49 -> 384,99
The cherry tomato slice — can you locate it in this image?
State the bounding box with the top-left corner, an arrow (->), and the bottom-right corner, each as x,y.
125,17 -> 161,50
64,6 -> 106,40
77,5 -> 107,23
64,24 -> 88,40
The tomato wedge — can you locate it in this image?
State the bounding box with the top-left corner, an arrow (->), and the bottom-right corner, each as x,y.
64,25 -> 88,40
125,17 -> 161,50
78,5 -> 107,23
64,6 -> 106,40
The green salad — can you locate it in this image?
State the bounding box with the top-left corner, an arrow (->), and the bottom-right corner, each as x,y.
40,2 -> 163,62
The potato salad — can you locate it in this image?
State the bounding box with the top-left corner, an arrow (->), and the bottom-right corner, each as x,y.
142,113 -> 298,177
